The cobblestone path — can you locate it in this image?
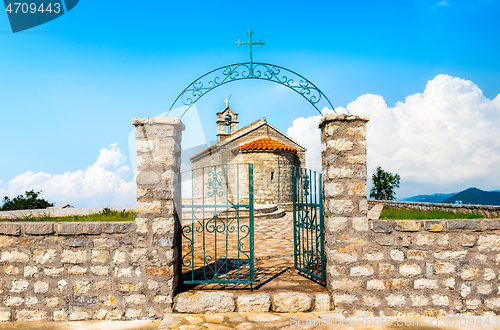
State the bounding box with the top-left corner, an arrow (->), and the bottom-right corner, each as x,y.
180,212 -> 326,292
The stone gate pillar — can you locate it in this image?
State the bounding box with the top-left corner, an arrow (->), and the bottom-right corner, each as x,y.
132,117 -> 184,313
318,114 -> 370,296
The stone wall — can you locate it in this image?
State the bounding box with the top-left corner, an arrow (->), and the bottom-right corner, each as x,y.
320,113 -> 500,317
0,117 -> 184,322
0,221 -> 173,322
368,199 -> 500,218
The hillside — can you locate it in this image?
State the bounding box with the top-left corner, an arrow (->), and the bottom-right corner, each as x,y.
402,193 -> 455,203
442,187 -> 500,206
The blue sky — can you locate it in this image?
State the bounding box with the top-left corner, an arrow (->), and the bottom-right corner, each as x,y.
1,0 -> 499,206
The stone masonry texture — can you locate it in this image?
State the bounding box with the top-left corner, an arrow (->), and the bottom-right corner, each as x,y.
0,118 -> 184,322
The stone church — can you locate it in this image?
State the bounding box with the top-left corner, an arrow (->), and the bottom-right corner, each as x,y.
190,100 -> 306,204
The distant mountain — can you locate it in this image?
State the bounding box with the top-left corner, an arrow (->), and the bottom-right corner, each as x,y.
442,187 -> 500,206
401,193 -> 456,203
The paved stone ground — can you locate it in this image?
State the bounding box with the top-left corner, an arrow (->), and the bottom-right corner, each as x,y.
158,313 -> 500,330
2,315 -> 500,330
180,212 -> 327,292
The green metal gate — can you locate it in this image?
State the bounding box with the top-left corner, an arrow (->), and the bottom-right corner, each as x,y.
180,163 -> 254,285
293,168 -> 325,282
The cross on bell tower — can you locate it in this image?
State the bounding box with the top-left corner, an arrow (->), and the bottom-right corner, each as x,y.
216,99 -> 239,141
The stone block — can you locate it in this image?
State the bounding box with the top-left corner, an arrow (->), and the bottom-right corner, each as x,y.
68,238 -> 91,247
332,294 -> 357,304
447,220 -> 481,231
456,233 -> 476,247
477,283 -> 493,295
3,265 -> 19,275
395,220 -> 421,232
478,235 -> 500,253
130,248 -> 148,263
461,268 -> 479,280
4,297 -> 24,306
424,220 -> 445,232
485,298 -> 500,311
399,264 -> 421,276
146,265 -> 173,276
328,200 -> 354,215
136,171 -> 160,185
390,249 -> 404,261
414,279 -> 439,290
466,299 -> 482,310
384,278 -> 410,290
103,222 -> 134,234
366,280 -> 385,290
15,310 -> 47,322
44,267 -> 64,276
271,292 -> 313,312
81,222 -> 102,235
434,263 -> 456,275
10,279 -> 29,293
237,293 -> 271,312
314,294 -> 330,311
324,183 -> 343,197
407,250 -> 428,260
90,266 -> 109,276
411,295 -> 429,307
379,264 -> 394,276
484,268 -> 496,281
33,248 -> 56,264
363,296 -> 381,307
93,238 -> 117,248
432,250 -> 467,260
55,223 -> 81,235
330,280 -> 362,291
443,277 -> 455,289
73,280 -> 90,294
67,266 -> 87,275
432,294 -> 449,306
175,291 -> 235,313
24,266 -> 38,277
61,250 -> 87,264
0,309 -> 10,322
24,223 -> 53,235
326,139 -> 353,152
350,265 -> 374,276
91,250 -> 109,263
66,295 -> 98,306
152,217 -> 175,235
371,221 -> 392,233
362,251 -> 384,261
327,217 -> 348,232
484,220 -> 500,230
68,311 -> 91,321
352,217 -> 369,231
386,294 -> 406,307
113,250 -> 128,264
0,223 -> 20,236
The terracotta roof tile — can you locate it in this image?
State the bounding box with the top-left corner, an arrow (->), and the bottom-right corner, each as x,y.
236,137 -> 297,153
190,119 -> 264,160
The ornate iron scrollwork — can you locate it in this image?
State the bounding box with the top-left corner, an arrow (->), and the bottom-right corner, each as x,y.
168,62 -> 336,117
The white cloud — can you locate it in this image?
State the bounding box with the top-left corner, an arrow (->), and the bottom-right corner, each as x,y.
0,144 -> 136,207
287,74 -> 500,198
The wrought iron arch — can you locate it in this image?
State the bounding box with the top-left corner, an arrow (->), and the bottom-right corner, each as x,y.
167,62 -> 336,117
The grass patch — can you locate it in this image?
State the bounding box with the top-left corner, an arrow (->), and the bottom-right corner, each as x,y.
380,206 -> 484,220
3,207 -> 136,222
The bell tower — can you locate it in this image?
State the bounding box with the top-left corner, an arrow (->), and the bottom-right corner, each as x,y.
216,99 -> 239,141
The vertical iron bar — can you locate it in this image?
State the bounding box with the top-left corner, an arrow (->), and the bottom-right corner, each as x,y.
237,164 -> 240,280
293,168 -> 297,269
249,163 -> 254,282
319,172 -> 325,281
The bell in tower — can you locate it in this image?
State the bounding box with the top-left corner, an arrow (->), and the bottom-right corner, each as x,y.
216,99 -> 239,141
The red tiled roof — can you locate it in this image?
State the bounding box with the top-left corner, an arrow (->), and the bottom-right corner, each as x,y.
190,119 -> 264,160
236,137 -> 297,153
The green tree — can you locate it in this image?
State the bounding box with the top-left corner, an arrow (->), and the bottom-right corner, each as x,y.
1,190 -> 54,211
370,166 -> 400,200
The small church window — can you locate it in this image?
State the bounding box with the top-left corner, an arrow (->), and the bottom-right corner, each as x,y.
270,171 -> 274,180
225,115 -> 231,134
